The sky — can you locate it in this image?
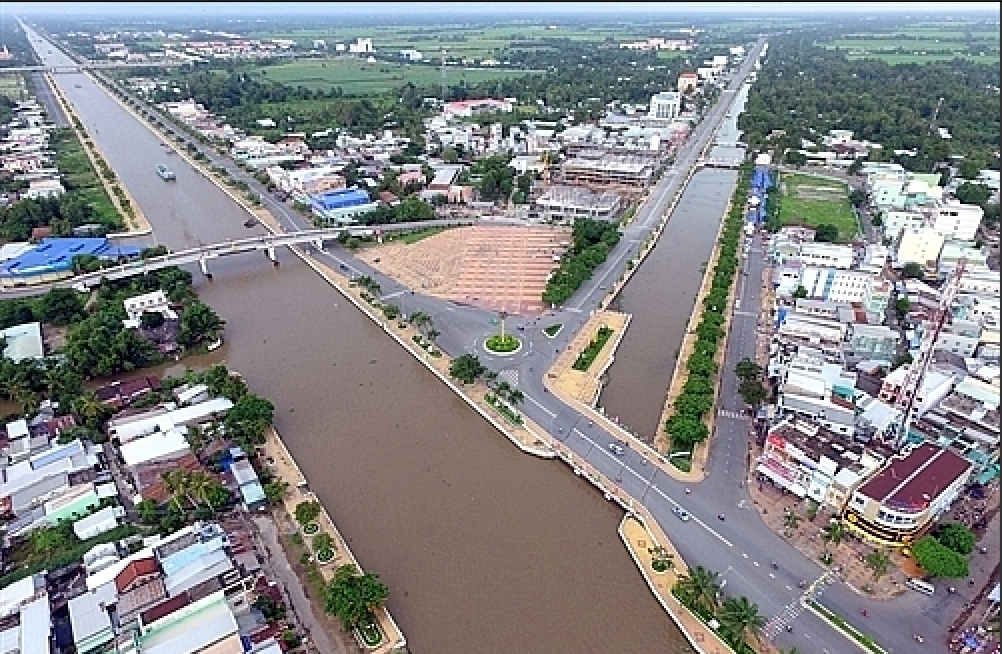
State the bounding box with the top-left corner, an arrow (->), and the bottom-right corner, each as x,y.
4,2 -> 1001,16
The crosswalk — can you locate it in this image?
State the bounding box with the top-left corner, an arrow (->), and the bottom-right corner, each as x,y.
499,369 -> 519,387
762,568 -> 839,640
718,409 -> 745,420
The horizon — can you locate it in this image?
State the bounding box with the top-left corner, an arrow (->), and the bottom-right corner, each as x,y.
5,1 -> 1001,17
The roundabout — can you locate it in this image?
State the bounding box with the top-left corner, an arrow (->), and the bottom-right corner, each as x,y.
484,333 -> 522,356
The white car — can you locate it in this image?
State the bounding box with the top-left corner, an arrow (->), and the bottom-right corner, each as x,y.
608,443 -> 625,456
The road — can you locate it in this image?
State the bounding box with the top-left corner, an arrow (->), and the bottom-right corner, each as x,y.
22,28 -> 953,654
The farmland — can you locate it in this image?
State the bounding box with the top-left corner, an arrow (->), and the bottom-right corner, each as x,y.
819,23 -> 1000,65
247,58 -> 540,95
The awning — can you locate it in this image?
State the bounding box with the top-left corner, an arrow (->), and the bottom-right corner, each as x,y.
756,463 -> 807,497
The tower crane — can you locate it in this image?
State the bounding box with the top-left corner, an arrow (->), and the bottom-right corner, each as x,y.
892,258 -> 966,449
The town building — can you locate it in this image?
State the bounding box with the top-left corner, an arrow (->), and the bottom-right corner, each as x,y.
534,185 -> 623,223
894,226 -> 945,268
1,321 -> 44,362
0,237 -> 143,282
560,151 -> 655,188
648,91 -> 681,121
842,443 -> 972,546
309,188 -> 380,225
677,72 -> 700,93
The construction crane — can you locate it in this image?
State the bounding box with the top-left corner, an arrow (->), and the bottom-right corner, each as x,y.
892,258 -> 966,449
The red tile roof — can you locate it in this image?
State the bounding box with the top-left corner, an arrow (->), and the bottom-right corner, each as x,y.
116,557 -> 159,593
858,443 -> 970,511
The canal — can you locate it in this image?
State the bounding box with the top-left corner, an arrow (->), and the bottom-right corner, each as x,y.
30,34 -> 687,653
599,85 -> 750,443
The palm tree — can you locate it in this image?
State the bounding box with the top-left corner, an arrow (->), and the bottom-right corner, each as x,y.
865,548 -> 892,581
507,389 -> 525,405
674,565 -> 721,616
822,521 -> 848,554
161,470 -> 189,512
718,595 -> 766,645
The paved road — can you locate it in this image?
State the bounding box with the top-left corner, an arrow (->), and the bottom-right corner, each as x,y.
30,71 -> 69,127
23,28 -> 955,654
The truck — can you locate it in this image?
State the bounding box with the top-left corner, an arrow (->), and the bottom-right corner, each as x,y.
156,163 -> 176,181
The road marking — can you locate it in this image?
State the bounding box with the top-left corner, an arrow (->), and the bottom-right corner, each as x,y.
379,289 -> 408,301
525,394 -> 557,418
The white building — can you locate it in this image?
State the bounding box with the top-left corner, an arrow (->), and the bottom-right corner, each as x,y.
648,92 -> 681,121
797,242 -> 854,270
923,200 -> 984,241
881,210 -> 925,241
894,226 -> 944,267
123,290 -> 177,326
797,267 -> 887,310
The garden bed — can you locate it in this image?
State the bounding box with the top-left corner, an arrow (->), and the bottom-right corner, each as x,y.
572,326 -> 614,371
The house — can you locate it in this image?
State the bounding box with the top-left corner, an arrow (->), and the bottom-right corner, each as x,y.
1,321 -> 44,362
124,290 -> 178,327
119,427 -> 191,468
95,376 -> 161,408
842,443 -> 972,546
106,397 -> 234,444
73,505 -> 127,540
226,448 -> 267,511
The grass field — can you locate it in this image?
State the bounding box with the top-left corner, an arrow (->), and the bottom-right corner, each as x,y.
778,173 -> 857,242
249,58 -> 539,95
0,75 -> 27,101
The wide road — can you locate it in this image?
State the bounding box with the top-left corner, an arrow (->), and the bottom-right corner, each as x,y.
24,28 -> 949,654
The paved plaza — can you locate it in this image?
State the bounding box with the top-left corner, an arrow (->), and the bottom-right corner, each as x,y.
356,224 -> 572,315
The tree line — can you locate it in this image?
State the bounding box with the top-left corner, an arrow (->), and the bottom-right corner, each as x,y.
542,217 -> 621,307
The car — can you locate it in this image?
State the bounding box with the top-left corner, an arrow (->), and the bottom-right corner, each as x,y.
608,443 -> 625,456
673,506 -> 691,521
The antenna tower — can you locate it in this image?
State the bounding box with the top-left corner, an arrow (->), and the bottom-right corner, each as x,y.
892,259 -> 966,449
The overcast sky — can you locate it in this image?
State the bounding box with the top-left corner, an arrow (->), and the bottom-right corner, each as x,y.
5,2 -> 1001,16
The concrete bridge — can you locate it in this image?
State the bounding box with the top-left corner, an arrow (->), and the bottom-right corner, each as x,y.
46,220 -> 473,292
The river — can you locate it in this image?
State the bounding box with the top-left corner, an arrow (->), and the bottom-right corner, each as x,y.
29,32 -> 687,653
598,86 -> 750,443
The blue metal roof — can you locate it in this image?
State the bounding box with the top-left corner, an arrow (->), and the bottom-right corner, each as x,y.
311,188 -> 372,211
0,237 -> 143,278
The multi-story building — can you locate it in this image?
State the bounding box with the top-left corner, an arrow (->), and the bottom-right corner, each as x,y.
560,152 -> 655,188
842,443 -> 972,546
797,242 -> 854,270
534,185 -> 622,223
922,200 -> 984,241
756,419 -> 885,510
894,226 -> 945,267
881,209 -> 925,241
795,267 -> 891,313
677,72 -> 699,93
648,91 -> 681,121
878,364 -> 958,416
847,324 -> 899,360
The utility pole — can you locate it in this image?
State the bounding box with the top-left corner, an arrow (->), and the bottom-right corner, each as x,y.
927,97 -> 944,135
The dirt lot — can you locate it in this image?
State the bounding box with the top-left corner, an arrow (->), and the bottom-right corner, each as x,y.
356,224 -> 572,315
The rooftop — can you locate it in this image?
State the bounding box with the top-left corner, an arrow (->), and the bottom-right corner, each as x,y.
858,443 -> 971,511
0,238 -> 143,278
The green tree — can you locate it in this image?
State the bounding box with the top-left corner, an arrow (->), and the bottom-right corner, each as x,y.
323,564 -> 390,630
934,522 -> 976,556
822,521 -> 848,555
28,524 -> 74,562
954,182 -> 992,208
224,394 -> 275,447
648,545 -> 674,573
734,358 -> 762,382
895,297 -> 911,318
738,379 -> 769,408
865,548 -> 892,582
911,535 -> 969,578
449,353 -> 486,385
665,414 -> 709,449
38,287 -> 85,325
673,565 -> 721,616
814,223 -> 839,243
718,595 -> 766,644
783,511 -> 801,531
136,498 -> 160,525
179,300 -> 226,347
792,285 -> 809,299
295,500 -> 322,526
901,262 -> 924,279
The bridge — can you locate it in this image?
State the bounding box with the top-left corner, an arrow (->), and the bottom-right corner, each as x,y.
62,226 -> 415,291
0,220 -> 472,294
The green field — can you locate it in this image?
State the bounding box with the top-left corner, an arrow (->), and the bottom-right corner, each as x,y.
249,58 -> 538,95
819,24 -> 999,65
242,24 -> 672,60
0,74 -> 27,101
778,173 -> 858,242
